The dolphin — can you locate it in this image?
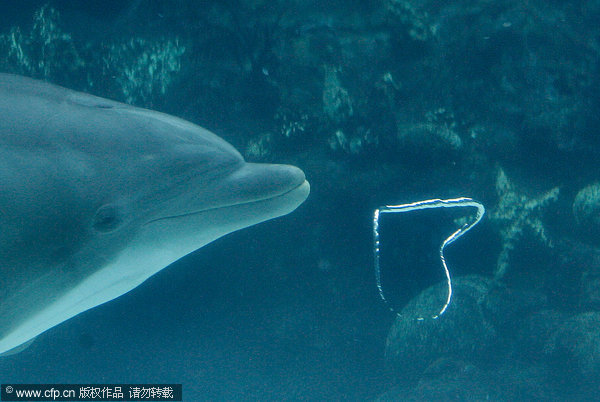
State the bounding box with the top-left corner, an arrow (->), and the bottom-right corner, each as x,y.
0,73 -> 309,356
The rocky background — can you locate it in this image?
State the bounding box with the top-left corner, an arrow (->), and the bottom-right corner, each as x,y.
2,0 -> 600,399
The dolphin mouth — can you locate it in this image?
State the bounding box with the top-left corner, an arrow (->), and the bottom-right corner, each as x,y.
144,178 -> 309,225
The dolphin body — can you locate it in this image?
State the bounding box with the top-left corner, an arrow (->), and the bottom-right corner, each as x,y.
0,73 -> 309,356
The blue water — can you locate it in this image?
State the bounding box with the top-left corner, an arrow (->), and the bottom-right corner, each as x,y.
2,1 -> 600,400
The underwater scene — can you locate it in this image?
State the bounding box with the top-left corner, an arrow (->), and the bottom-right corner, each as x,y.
1,0 -> 599,400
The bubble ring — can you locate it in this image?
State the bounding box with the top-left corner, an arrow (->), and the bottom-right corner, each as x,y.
373,198 -> 485,319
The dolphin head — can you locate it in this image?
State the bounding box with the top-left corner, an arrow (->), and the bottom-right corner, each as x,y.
83,108 -> 310,268
0,74 -> 309,355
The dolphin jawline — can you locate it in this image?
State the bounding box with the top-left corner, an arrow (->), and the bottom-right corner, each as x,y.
145,180 -> 309,225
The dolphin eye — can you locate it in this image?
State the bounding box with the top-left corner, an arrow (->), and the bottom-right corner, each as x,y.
92,204 -> 123,232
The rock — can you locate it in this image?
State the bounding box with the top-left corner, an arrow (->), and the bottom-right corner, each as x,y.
0,5 -> 84,83
551,239 -> 600,310
397,122 -> 462,155
515,310 -> 567,361
545,312 -> 600,389
377,361 -> 557,401
322,65 -> 353,125
385,275 -> 497,383
573,183 -> 600,238
376,359 -> 489,401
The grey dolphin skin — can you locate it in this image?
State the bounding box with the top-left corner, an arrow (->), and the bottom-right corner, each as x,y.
0,73 -> 309,356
